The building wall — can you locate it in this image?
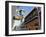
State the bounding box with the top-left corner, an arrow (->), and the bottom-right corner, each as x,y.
20,7 -> 41,30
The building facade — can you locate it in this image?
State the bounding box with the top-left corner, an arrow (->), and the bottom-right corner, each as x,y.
20,7 -> 41,30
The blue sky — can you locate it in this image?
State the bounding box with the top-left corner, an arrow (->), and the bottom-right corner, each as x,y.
16,6 -> 34,17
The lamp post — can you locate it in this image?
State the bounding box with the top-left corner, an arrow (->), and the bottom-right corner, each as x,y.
19,10 -> 25,22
